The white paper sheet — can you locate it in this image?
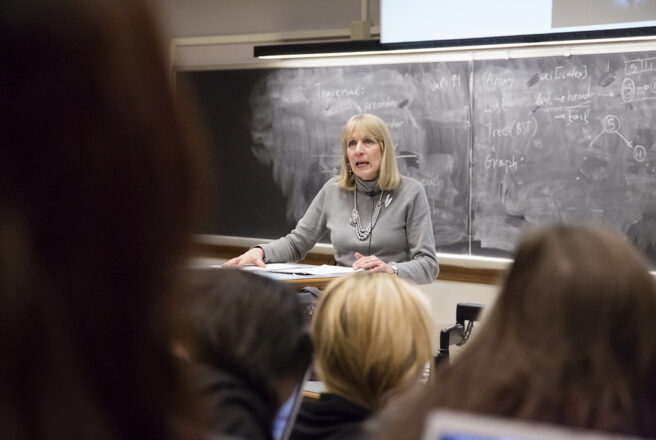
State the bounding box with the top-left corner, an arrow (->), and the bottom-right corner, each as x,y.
212,263 -> 357,277
267,265 -> 357,276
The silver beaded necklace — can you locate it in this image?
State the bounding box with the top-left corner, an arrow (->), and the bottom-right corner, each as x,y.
349,186 -> 385,241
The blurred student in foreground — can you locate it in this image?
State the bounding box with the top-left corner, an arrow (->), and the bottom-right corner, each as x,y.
180,269 -> 313,440
0,0 -> 206,438
376,224 -> 656,439
290,272 -> 433,440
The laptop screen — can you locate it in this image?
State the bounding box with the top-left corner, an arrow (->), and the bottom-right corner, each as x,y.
423,410 -> 644,440
272,368 -> 311,440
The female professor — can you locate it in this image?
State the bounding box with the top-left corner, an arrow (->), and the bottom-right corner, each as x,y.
224,113 -> 439,284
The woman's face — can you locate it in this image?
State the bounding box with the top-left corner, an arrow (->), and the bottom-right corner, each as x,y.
346,127 -> 382,181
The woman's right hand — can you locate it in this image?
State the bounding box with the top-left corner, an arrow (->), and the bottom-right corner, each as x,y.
222,247 -> 266,268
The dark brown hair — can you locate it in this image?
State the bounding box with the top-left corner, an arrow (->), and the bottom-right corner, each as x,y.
379,224 -> 656,439
186,269 -> 312,410
0,0 -> 206,438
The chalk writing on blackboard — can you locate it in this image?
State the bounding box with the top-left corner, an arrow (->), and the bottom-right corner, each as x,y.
180,50 -> 656,263
472,53 -> 656,261
249,63 -> 471,254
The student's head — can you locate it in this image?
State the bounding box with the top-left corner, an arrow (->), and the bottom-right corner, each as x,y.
336,114 -> 401,191
186,269 -> 313,408
0,0 -> 206,438
312,272 -> 433,410
488,224 -> 656,372
398,224 -> 656,439
481,224 -> 656,429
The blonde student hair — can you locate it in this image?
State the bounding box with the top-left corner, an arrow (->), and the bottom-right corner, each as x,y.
311,272 -> 433,410
335,114 -> 402,191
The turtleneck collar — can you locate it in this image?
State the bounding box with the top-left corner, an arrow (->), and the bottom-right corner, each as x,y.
354,175 -> 381,197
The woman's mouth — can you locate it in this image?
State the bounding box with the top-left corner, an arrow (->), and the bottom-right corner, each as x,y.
355,161 -> 369,168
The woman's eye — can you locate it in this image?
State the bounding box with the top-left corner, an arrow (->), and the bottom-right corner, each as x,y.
348,140 -> 357,147
363,138 -> 375,144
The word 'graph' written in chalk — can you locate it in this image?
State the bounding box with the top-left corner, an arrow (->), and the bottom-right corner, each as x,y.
588,115 -> 646,162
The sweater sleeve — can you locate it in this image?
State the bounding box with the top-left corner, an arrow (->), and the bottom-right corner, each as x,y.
259,182 -> 330,263
396,182 -> 439,284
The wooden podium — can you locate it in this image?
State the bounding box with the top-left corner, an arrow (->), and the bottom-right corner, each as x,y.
281,276 -> 336,291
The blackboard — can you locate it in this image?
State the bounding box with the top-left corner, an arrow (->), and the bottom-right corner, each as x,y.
471,53 -> 656,261
180,50 -> 656,263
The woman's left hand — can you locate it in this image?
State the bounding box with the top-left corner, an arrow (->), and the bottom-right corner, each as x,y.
352,252 -> 394,274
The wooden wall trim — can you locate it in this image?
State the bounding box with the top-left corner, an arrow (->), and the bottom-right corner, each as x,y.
192,243 -> 505,285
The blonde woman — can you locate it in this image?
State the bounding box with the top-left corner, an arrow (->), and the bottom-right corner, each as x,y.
224,114 -> 439,284
290,272 -> 433,440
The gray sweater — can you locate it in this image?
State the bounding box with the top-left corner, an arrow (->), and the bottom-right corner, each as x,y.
260,176 -> 439,284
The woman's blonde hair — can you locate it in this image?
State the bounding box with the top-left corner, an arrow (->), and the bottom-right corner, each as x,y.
335,114 -> 402,191
311,272 -> 433,410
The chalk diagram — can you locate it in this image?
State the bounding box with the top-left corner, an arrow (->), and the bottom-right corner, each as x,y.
588,114 -> 646,162
621,76 -> 656,103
